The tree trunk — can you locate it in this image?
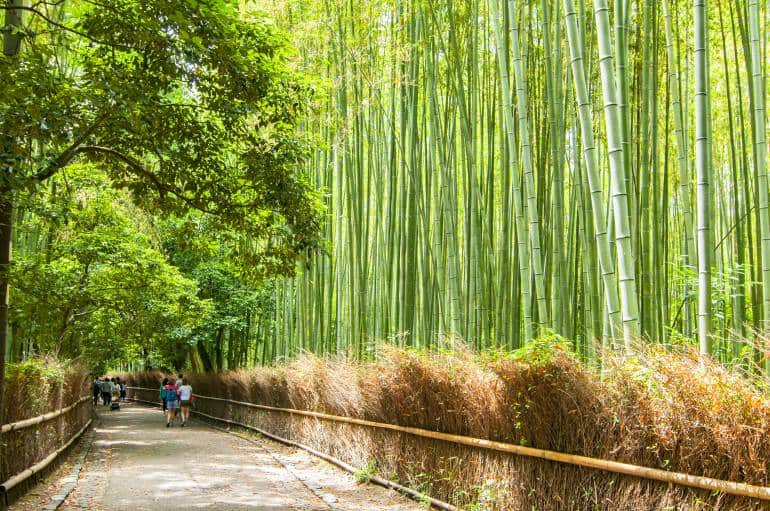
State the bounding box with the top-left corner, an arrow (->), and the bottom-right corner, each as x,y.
1,3 -> 23,493
2,0 -> 22,57
214,326 -> 224,371
196,339 -> 214,372
0,192 -> 12,491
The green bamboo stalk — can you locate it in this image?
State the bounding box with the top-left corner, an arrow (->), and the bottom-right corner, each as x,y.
490,0 -> 534,341
509,0 -> 549,329
592,0 -> 640,348
694,0 -> 712,354
747,0 -> 769,349
564,0 -> 621,345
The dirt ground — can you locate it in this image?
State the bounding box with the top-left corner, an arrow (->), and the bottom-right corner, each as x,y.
10,402 -> 425,511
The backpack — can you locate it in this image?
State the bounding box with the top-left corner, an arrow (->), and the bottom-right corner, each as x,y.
164,386 -> 178,401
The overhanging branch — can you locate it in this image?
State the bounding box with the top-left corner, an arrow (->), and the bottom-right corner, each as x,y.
0,4 -> 133,49
74,145 -> 220,215
33,114 -> 109,182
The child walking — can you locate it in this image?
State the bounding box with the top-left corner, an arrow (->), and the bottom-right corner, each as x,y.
178,378 -> 193,427
164,380 -> 179,427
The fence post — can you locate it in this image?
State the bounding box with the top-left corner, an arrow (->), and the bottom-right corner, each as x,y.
56,380 -> 64,448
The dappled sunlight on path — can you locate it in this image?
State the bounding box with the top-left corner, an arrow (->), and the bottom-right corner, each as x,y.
59,403 -> 420,511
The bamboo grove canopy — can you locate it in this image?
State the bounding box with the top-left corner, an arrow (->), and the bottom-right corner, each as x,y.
258,0 -> 768,365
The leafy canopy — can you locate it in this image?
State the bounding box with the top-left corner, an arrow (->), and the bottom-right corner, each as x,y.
12,166 -> 210,371
1,0 -> 323,276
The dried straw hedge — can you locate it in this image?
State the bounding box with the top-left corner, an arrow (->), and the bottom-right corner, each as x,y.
126,344 -> 770,510
1,358 -> 92,485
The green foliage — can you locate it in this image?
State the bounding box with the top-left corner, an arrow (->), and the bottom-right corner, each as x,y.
11,167 -> 209,370
5,357 -> 64,386
508,330 -> 574,366
3,358 -> 65,417
160,213 -> 278,371
0,0 -> 325,372
1,0 -> 323,277
466,479 -> 510,511
353,458 -> 378,483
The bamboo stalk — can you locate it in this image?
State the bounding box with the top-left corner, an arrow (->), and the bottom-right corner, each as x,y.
694,0 -> 712,354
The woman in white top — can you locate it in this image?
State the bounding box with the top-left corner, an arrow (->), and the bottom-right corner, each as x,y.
178,378 -> 193,427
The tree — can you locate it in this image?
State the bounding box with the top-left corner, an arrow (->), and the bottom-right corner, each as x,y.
0,0 -> 322,459
11,167 -> 209,369
160,213 -> 277,371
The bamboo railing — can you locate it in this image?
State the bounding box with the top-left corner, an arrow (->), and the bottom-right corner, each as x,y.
128,385 -> 770,502
1,396 -> 91,433
0,394 -> 92,500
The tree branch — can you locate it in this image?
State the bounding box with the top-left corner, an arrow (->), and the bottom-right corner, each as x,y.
0,4 -> 133,49
74,145 -> 220,215
33,114 -> 109,182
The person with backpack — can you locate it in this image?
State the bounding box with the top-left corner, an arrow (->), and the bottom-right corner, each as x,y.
159,377 -> 169,412
177,378 -> 193,427
172,373 -> 183,419
164,380 -> 179,427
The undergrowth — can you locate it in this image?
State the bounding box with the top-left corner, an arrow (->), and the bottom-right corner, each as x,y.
125,340 -> 770,510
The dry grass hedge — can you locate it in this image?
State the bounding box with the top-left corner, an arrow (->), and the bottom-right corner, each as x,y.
126,342 -> 770,510
1,358 -> 91,484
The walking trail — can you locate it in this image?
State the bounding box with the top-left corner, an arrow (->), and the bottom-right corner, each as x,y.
51,403 -> 422,510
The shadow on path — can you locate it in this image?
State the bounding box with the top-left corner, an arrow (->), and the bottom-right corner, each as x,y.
64,403 -> 328,510
60,403 -> 422,511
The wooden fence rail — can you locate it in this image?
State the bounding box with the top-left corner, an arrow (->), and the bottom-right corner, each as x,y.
128,385 -> 770,502
1,396 -> 91,433
0,419 -> 92,494
0,394 -> 93,502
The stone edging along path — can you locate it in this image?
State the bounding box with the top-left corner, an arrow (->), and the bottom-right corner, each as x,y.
40,427 -> 95,511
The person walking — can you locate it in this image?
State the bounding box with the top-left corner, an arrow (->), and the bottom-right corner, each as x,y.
92,377 -> 101,406
178,378 -> 193,427
173,374 -> 183,420
110,378 -> 120,405
99,377 -> 112,406
159,377 -> 169,413
164,380 -> 179,427
117,377 -> 127,402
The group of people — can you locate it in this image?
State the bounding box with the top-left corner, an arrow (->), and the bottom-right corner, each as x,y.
159,374 -> 194,428
92,376 -> 127,406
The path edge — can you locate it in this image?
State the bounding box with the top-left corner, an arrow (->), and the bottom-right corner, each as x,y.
129,398 -> 460,511
42,423 -> 96,511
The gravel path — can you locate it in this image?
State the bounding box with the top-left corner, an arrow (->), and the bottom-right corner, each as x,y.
52,403 -> 422,511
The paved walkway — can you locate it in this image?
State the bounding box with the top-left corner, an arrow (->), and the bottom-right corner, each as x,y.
57,403 -> 421,511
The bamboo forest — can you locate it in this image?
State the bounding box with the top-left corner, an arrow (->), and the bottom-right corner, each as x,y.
1,0 -> 770,510
267,0 -> 769,366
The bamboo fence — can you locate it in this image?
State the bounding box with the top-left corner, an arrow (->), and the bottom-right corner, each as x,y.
128,386 -> 770,502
